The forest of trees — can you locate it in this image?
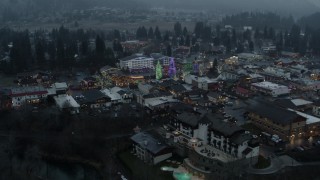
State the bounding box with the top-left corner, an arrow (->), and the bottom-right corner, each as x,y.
221,12 -> 295,30
0,26 -> 118,74
2,11 -> 320,74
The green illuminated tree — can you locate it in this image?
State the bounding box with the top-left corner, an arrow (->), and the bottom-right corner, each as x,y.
156,60 -> 162,80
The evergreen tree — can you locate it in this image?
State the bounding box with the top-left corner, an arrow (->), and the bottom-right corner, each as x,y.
148,27 -> 154,39
174,22 -> 182,36
80,40 -> 89,56
141,26 -> 148,40
216,25 -> 221,38
268,27 -> 275,40
202,26 -> 212,42
185,35 -> 191,46
194,22 -> 204,38
154,26 -> 162,41
95,35 -> 106,56
243,29 -> 251,41
183,27 -> 188,36
236,43 -> 244,53
114,29 -> 121,40
232,29 -> 237,44
163,31 -> 170,41
35,41 -> 45,66
105,47 -> 116,66
254,28 -> 261,40
249,41 -> 254,52
56,37 -> 65,65
156,60 -> 162,80
276,31 -> 284,53
166,44 -> 172,56
290,24 -> 301,52
263,26 -> 268,39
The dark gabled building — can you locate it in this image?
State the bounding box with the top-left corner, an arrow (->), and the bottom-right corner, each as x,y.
247,101 -> 307,140
274,98 -> 313,111
79,89 -> 111,109
165,107 -> 260,179
80,77 -> 99,90
131,132 -> 172,165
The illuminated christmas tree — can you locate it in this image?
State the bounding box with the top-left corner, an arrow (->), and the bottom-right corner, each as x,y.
168,57 -> 176,78
156,60 -> 162,80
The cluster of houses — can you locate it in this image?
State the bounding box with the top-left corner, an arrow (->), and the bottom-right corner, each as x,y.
2,47 -> 320,179
0,77 -> 134,115
125,52 -> 320,179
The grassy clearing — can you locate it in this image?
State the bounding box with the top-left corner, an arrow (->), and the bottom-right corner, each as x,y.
254,155 -> 271,169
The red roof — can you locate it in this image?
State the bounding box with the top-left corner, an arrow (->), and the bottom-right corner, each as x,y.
236,86 -> 250,94
10,91 -> 48,97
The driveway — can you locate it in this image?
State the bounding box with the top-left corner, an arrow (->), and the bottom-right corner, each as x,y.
246,155 -> 301,175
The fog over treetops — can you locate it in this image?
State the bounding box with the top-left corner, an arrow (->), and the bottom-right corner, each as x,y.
138,0 -> 320,16
0,0 -> 319,20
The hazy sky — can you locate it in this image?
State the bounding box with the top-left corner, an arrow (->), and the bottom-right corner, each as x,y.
0,0 -> 319,18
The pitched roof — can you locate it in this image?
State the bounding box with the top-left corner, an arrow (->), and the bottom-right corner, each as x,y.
176,112 -> 203,127
231,133 -> 252,145
142,91 -> 172,99
247,101 -> 303,125
130,132 -> 169,155
169,84 -> 187,92
275,98 -> 312,109
81,89 -> 109,103
207,113 -> 244,137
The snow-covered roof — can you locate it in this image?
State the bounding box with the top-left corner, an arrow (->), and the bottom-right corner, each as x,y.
291,99 -> 313,106
100,88 -> 121,101
252,81 -> 288,90
54,95 -> 80,109
53,82 -> 68,90
46,87 -> 56,95
146,97 -> 180,107
288,108 -> 320,125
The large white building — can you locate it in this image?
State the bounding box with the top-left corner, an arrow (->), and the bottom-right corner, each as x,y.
251,81 -> 290,97
9,86 -> 48,108
184,74 -> 219,91
165,110 -> 260,179
119,54 -> 155,70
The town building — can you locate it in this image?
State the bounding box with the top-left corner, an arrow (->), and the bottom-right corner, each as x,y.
237,53 -> 263,61
164,110 -> 259,179
119,54 -> 155,71
137,91 -> 173,107
131,132 -> 172,165
80,77 -> 99,90
53,82 -> 68,95
77,89 -> 111,109
312,100 -> 320,117
247,101 -> 307,140
288,109 -> 320,137
184,74 -> 220,91
251,81 -> 290,97
150,53 -> 170,66
275,98 -> 313,111
6,86 -> 48,108
100,87 -> 133,104
54,94 -> 80,114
